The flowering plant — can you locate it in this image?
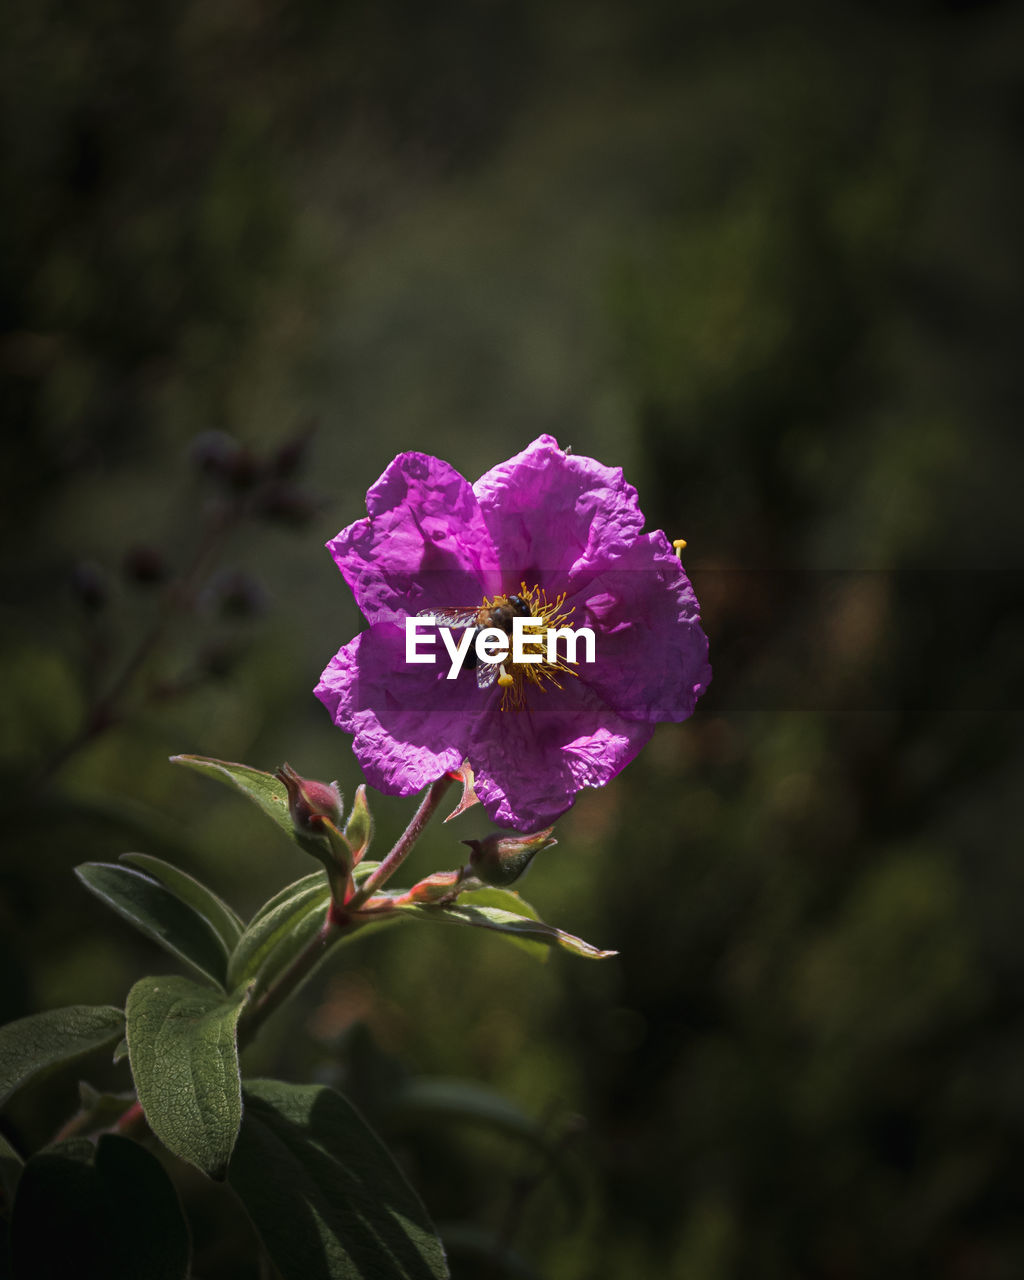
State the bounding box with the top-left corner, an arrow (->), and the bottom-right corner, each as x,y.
317,435 -> 710,830
0,439 -> 708,1280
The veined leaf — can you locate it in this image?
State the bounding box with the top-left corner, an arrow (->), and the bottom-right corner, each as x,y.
0,1005 -> 124,1108
126,975 -> 247,1179
390,891 -> 616,961
170,754 -> 294,839
227,872 -> 330,994
227,862 -> 389,998
230,1078 -> 449,1280
120,852 -> 243,951
75,862 -> 229,987
9,1134 -> 189,1280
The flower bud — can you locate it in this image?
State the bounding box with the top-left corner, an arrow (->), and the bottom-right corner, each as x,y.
343,784 -> 374,863
461,827 -> 556,887
401,870 -> 464,904
275,763 -> 343,836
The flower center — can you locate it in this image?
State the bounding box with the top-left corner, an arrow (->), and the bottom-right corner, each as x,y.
483,582 -> 579,711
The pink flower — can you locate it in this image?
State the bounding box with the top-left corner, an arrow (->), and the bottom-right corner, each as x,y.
316,436 -> 710,831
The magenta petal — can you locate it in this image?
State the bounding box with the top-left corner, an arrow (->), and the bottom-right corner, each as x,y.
473,435 -> 646,589
327,452 -> 500,625
319,438 -> 711,827
467,679 -> 654,831
572,532 -> 712,723
315,625 -> 467,796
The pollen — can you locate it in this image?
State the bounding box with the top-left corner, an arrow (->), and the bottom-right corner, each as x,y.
495,581 -> 579,712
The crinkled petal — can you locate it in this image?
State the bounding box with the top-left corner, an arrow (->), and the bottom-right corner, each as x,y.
467,678 -> 654,831
570,531 -> 711,723
473,435 -> 646,592
315,624 -> 470,795
328,452 -> 501,625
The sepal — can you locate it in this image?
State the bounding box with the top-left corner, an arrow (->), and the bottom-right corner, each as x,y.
397,870 -> 465,905
343,783 -> 374,863
443,761 -> 479,822
461,826 -> 556,887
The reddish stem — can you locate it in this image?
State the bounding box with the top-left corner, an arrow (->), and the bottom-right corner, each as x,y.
346,774 -> 454,908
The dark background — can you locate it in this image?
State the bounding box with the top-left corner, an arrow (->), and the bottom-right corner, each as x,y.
2,0 -> 1024,1275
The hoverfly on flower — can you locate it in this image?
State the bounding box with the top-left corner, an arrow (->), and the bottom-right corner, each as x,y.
416,592 -> 533,688
317,436 -> 710,831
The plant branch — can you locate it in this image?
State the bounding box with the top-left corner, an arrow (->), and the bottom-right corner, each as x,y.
346,774 -> 454,908
236,916 -> 346,1047
237,774 -> 454,1046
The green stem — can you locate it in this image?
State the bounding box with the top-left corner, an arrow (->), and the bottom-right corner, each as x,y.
237,773 -> 454,1046
104,772 -> 455,1140
236,915 -> 344,1047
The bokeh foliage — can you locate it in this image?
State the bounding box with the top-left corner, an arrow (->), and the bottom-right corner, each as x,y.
2,0 -> 1023,1275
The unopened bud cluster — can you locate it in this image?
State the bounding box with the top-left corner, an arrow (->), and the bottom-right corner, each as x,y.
276,763 -> 343,834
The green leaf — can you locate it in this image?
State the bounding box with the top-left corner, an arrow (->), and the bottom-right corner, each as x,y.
436,1224 -> 541,1280
9,1134 -> 189,1280
0,1005 -> 125,1108
227,871 -> 330,994
120,852 -> 243,951
112,1036 -> 129,1065
170,753 -> 295,840
0,1131 -> 23,1206
343,783 -> 374,861
65,1082 -> 138,1138
226,862 -> 387,997
230,1078 -> 449,1280
75,862 -> 230,987
458,887 -> 543,925
126,975 -> 248,1179
390,891 -> 616,961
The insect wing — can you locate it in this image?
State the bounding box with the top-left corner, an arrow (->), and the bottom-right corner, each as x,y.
476,661 -> 499,690
416,606 -> 480,628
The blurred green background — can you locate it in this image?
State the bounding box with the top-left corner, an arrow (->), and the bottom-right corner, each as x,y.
2,0 -> 1023,1275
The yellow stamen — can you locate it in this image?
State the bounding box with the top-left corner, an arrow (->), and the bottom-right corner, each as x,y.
673,538 -> 688,560
474,582 -> 580,711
